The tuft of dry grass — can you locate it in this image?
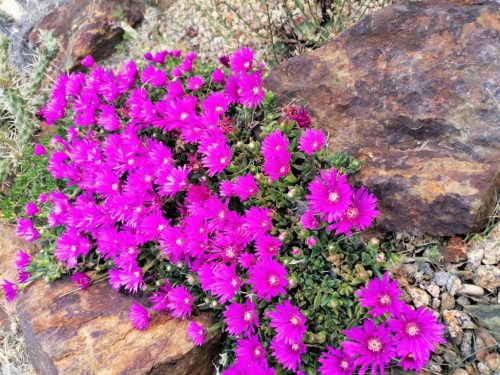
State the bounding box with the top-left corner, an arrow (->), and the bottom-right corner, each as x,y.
0,318 -> 32,375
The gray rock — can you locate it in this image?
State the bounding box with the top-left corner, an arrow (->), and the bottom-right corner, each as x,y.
434,271 -> 451,287
477,362 -> 491,375
465,304 -> 500,342
447,275 -> 463,296
433,298 -> 441,309
460,330 -> 473,359
426,283 -> 441,298
450,369 -> 469,375
443,310 -> 477,337
456,296 -> 471,307
468,244 -> 485,267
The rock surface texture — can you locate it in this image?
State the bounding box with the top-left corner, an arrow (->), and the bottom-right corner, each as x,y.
29,0 -> 145,71
16,279 -> 221,375
265,0 -> 500,235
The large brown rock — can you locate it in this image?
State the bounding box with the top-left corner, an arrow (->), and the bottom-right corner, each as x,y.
16,278 -> 221,375
29,0 -> 144,71
265,0 -> 500,235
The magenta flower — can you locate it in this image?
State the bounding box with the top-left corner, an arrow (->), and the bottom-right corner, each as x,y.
209,264 -> 242,303
230,47 -> 253,72
342,320 -> 396,375
235,335 -> 267,365
268,300 -> 307,344
234,174 -> 259,201
167,285 -> 193,319
33,144 -> 46,156
16,218 -> 40,242
299,128 -> 326,155
70,272 -> 91,290
244,207 -> 273,239
263,153 -> 291,182
202,92 -> 230,116
14,251 -> 30,271
157,165 -> 190,197
81,55 -> 94,68
55,230 -> 92,268
254,235 -> 282,259
398,352 -> 428,372
187,76 -> 204,91
202,141 -> 232,176
355,272 -> 404,317
129,302 -> 150,330
306,236 -> 317,248
148,283 -> 171,312
223,362 -> 275,375
270,337 -> 306,372
108,264 -> 144,294
97,104 -> 121,132
318,347 -> 355,375
328,187 -> 379,237
220,180 -> 235,197
262,130 -> 288,157
283,105 -> 312,128
1,279 -> 17,302
248,258 -> 288,301
306,169 -> 353,222
211,68 -> 225,83
238,71 -> 264,108
223,299 -> 259,337
187,321 -> 206,346
300,211 -> 319,230
388,304 -> 446,361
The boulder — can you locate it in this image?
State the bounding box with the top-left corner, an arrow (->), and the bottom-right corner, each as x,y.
29,0 -> 145,71
265,0 -> 500,235
16,278 -> 221,375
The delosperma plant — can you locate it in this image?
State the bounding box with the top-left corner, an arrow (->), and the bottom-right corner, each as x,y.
2,47 -> 445,374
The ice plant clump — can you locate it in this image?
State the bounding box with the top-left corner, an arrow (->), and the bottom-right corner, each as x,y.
1,46 -> 445,373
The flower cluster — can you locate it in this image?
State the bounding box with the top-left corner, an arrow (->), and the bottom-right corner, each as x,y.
318,273 -> 446,374
0,46 -> 442,374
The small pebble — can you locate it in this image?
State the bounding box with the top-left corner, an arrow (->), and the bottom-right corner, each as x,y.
456,296 -> 470,307
434,271 -> 451,286
447,274 -> 463,296
433,297 -> 441,309
408,286 -> 430,307
458,284 -> 485,297
485,352 -> 500,371
441,292 -> 456,310
477,362 -> 491,375
426,283 -> 441,298
451,369 -> 469,375
461,330 -> 473,358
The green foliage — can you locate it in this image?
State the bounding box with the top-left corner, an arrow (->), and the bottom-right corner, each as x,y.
0,31 -> 58,185
0,137 -> 63,222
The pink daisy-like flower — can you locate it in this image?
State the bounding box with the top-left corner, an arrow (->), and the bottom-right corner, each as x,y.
219,180 -> 235,197
149,283 -> 171,312
306,169 -> 353,223
300,211 -> 319,230
355,272 -> 404,317
318,347 -> 355,375
342,319 -> 396,375
33,144 -> 46,156
16,218 -> 40,242
234,174 -> 259,201
108,264 -> 144,294
70,272 -> 91,290
239,252 -> 256,269
248,258 -> 288,301
129,302 -> 150,330
388,304 -> 446,361
202,92 -> 231,117
14,251 -> 30,271
55,230 -> 92,268
211,68 -> 225,83
328,187 -> 379,237
270,337 -> 306,372
263,153 -> 291,182
187,76 -> 204,91
81,55 -> 94,68
299,128 -> 326,155
187,321 -> 206,346
1,279 -> 17,302
230,46 -> 253,72
157,165 -> 190,198
167,285 -> 193,319
235,335 -> 267,366
268,300 -> 307,344
254,235 -> 282,259
398,352 -> 428,372
238,71 -> 264,108
244,207 -> 273,240
283,105 -> 312,128
210,264 -> 242,303
261,130 -> 288,158
223,299 -> 260,337
202,141 -> 232,176
223,362 -> 275,375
